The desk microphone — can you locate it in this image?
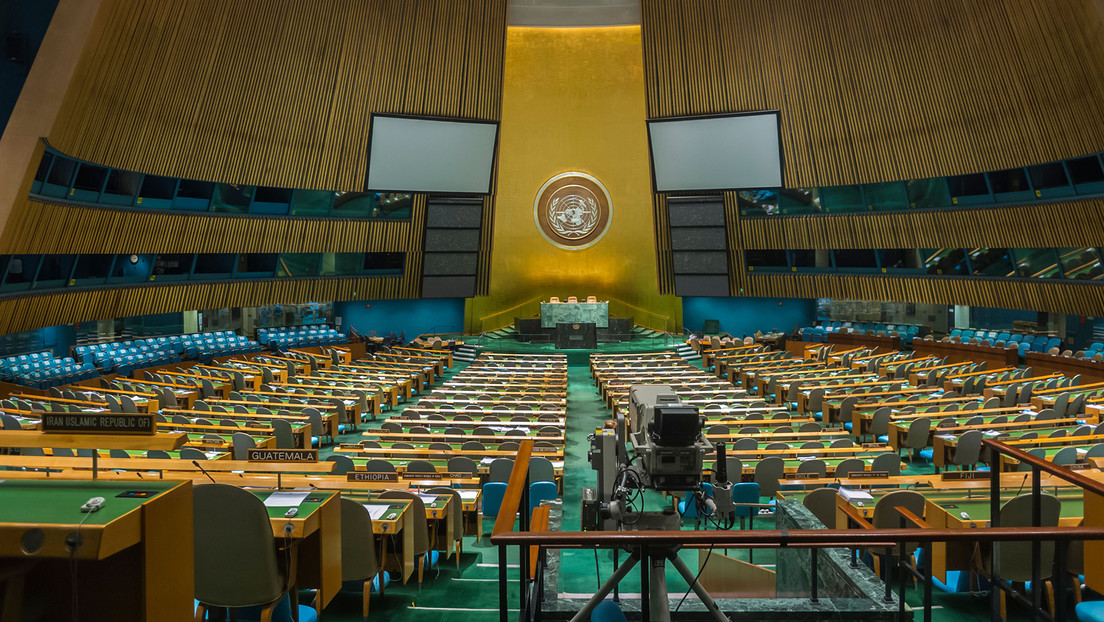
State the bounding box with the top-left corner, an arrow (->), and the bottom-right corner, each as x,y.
192,460 -> 216,484
1016,473 -> 1029,496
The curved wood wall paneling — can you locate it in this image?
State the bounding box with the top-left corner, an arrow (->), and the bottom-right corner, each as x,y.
641,0 -> 1104,187
48,0 -> 508,190
0,198 -> 426,255
739,199 -> 1104,250
0,275 -> 409,335
747,272 -> 1104,317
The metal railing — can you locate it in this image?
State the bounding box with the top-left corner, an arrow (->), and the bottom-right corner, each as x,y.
490,439 -> 1104,622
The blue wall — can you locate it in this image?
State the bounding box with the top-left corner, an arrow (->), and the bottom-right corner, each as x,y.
0,324 -> 76,358
334,298 -> 465,341
969,306 -> 1039,331
682,297 -> 816,338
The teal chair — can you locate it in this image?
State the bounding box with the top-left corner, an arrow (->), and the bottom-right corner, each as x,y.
1077,602 -> 1104,621
732,482 -> 761,529
481,482 -> 509,541
677,482 -> 714,528
591,599 -> 628,622
529,481 -> 558,515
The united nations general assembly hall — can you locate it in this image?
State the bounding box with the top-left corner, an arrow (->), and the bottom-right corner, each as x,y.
2,1 -> 1104,621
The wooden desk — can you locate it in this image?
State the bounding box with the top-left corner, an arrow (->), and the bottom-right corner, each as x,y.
826,331 -> 899,352
1025,352 -> 1104,384
0,478 -> 192,621
252,488 -> 341,608
913,340 -> 1020,367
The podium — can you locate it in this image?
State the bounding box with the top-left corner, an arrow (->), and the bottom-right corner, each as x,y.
555,323 -> 597,349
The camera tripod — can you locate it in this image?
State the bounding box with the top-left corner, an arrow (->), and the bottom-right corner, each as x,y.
568,541 -> 731,622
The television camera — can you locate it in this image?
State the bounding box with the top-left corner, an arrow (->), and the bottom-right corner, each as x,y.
577,385 -> 736,622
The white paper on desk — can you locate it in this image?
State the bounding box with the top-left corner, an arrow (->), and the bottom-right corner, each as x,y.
490,426 -> 512,432
480,457 -> 496,465
457,490 -> 479,500
363,504 -> 390,521
204,452 -> 221,459
983,430 -> 1002,437
551,461 -> 564,468
416,493 -> 437,504
839,488 -> 873,502
263,491 -> 309,508
937,434 -> 956,440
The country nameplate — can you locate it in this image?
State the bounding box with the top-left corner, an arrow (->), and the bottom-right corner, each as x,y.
247,448 -> 318,462
43,413 -> 155,434
348,472 -> 399,482
848,471 -> 890,479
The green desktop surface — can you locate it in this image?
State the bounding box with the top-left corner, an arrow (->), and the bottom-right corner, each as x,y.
0,479 -> 175,525
369,440 -> 562,451
834,488 -> 1085,521
340,495 -> 408,522
250,488 -> 335,521
185,432 -> 268,444
928,493 -> 1084,522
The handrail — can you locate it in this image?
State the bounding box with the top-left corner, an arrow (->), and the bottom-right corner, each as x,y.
837,500 -> 875,529
479,296 -> 545,323
895,506 -> 932,530
983,438 -> 1104,496
492,439 -> 533,536
491,526 -> 1104,547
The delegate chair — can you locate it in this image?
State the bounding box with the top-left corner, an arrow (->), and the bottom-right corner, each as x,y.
480,482 -> 509,541
803,487 -> 839,528
731,482 -> 761,530
426,487 -> 466,569
194,484 -> 317,622
754,456 -> 785,501
379,491 -> 438,583
489,458 -> 514,483
326,454 -> 355,476
232,432 -> 257,461
530,481 -> 558,515
975,494 -> 1061,619
868,490 -> 926,579
528,456 -> 555,486
339,498 -> 385,621
677,482 -> 715,529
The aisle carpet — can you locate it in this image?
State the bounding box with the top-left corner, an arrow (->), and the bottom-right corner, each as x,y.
314,343 -> 1034,622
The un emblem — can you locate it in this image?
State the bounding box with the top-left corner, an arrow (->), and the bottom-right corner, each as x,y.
534,172 -> 612,250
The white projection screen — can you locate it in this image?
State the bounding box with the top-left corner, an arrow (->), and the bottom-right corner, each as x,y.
647,112 -> 783,192
365,115 -> 498,194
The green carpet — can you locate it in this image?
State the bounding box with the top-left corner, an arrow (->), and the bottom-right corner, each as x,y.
314,343 -> 1043,622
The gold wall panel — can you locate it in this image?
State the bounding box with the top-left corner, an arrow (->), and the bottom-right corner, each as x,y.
747,273 -> 1104,317
641,0 -> 1104,187
0,276 -> 412,335
739,199 -> 1104,250
47,0 -> 507,191
467,27 -> 680,333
